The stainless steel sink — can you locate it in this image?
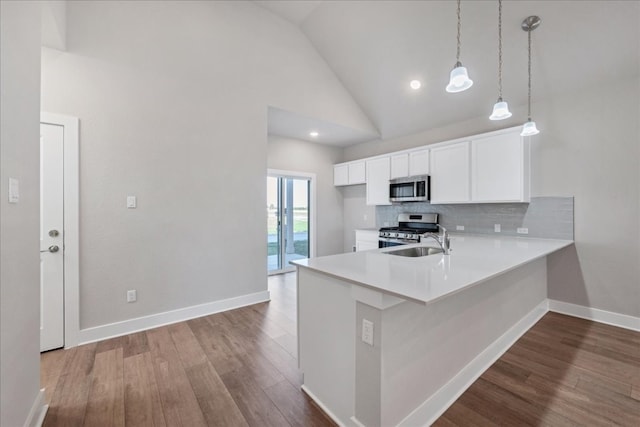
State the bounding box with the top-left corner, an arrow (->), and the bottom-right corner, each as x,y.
385,246 -> 444,257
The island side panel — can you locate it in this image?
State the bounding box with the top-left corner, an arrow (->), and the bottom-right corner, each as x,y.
380,257 -> 547,426
297,267 -> 356,425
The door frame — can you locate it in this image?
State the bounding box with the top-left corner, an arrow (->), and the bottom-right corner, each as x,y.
40,112 -> 80,348
267,169 -> 316,275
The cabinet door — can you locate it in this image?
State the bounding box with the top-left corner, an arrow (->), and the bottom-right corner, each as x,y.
334,164 -> 349,186
355,230 -> 379,252
356,241 -> 379,251
390,154 -> 409,179
348,161 -> 366,184
472,133 -> 527,202
366,157 -> 391,206
409,149 -> 429,176
430,142 -> 470,204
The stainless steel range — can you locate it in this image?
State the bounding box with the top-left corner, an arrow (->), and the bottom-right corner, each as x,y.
378,213 -> 439,248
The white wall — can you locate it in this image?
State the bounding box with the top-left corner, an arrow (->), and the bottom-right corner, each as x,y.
267,136 -> 344,256
41,1 -> 374,331
0,2 -> 43,426
343,77 -> 640,318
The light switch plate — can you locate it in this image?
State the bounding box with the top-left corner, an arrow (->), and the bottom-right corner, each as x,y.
494,224 -> 501,233
517,227 -> 529,234
456,225 -> 465,231
8,178 -> 19,203
127,196 -> 137,209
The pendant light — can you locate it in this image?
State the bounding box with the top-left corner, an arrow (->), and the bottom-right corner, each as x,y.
446,0 -> 473,93
521,16 -> 541,136
489,0 -> 512,120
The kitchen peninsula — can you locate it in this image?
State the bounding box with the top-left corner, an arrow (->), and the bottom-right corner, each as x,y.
292,234 -> 573,427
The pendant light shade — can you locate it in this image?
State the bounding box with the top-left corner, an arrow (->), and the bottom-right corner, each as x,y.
521,16 -> 541,136
489,0 -> 511,120
521,120 -> 540,136
490,98 -> 512,120
446,0 -> 473,93
446,62 -> 473,93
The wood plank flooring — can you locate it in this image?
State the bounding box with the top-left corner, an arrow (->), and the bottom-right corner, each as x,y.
435,312 -> 640,426
41,273 -> 640,426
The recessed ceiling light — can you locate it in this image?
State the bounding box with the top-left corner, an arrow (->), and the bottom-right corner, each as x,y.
410,80 -> 422,90
309,131 -> 319,137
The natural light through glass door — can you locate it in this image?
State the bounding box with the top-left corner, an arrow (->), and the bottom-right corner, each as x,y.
267,175 -> 310,273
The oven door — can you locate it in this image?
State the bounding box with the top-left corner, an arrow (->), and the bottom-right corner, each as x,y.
379,237 -> 413,248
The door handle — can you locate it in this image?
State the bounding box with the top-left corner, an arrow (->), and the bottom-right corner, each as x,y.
40,245 -> 60,253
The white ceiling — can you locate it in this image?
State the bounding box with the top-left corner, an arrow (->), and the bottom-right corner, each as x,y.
260,1 -> 639,145
268,107 -> 379,147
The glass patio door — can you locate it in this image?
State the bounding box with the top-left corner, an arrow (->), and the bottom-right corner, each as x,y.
267,174 -> 310,273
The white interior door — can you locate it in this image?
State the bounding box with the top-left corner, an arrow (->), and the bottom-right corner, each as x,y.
40,123 -> 65,352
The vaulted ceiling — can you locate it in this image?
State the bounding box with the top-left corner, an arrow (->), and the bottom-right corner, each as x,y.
259,1 -> 639,146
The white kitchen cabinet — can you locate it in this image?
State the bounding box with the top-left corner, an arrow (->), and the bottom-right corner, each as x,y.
471,132 -> 530,202
390,154 -> 409,179
334,164 -> 349,186
366,157 -> 391,205
355,229 -> 379,251
430,142 -> 471,204
334,160 -> 366,186
348,161 -> 366,184
409,149 -> 429,176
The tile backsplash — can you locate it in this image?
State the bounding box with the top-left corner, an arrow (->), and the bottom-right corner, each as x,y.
376,197 -> 574,240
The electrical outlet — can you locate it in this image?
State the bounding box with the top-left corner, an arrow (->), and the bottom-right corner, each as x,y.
127,290 -> 137,303
517,227 -> 529,234
494,224 -> 501,233
362,319 -> 374,346
456,225 -> 465,231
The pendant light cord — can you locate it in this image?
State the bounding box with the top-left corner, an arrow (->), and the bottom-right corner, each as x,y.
497,0 -> 503,100
527,27 -> 532,120
456,0 -> 461,64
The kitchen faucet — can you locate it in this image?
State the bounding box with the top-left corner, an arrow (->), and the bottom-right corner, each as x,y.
422,225 -> 451,255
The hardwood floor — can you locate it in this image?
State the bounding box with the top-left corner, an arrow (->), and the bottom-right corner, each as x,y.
435,312 -> 640,426
42,273 -> 640,426
41,273 -> 334,427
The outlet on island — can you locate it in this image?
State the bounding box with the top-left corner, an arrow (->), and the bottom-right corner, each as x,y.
362,319 -> 374,346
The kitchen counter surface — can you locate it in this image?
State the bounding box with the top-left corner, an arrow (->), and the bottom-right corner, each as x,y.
292,234 -> 573,305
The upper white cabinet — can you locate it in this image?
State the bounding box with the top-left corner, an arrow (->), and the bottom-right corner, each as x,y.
390,154 -> 409,179
334,164 -> 349,186
366,157 -> 391,206
430,142 -> 471,204
348,161 -> 366,184
334,160 -> 366,186
334,126 -> 530,205
409,149 -> 429,176
471,132 -> 530,203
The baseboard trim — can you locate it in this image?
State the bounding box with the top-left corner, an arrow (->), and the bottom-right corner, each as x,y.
301,384 -> 349,427
548,299 -> 640,332
398,300 -> 549,427
78,291 -> 270,345
23,388 -> 47,427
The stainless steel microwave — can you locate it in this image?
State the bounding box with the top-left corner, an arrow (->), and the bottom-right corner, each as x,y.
389,175 -> 430,202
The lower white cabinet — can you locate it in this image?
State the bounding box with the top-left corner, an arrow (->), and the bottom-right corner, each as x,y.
355,229 -> 379,251
366,157 -> 391,206
430,142 -> 471,204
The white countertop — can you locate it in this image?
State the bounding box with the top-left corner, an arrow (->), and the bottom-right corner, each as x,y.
292,234 -> 573,305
